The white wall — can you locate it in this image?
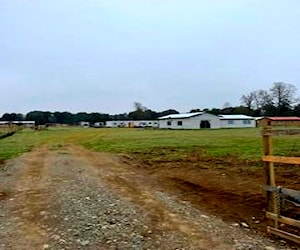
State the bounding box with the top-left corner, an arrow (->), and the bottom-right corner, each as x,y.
133,120 -> 159,127
158,113 -> 221,129
106,117 -> 256,129
79,121 -> 90,127
105,120 -> 158,128
220,119 -> 256,128
105,121 -> 129,127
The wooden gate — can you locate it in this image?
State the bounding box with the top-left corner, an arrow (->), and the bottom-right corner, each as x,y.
262,126 -> 300,243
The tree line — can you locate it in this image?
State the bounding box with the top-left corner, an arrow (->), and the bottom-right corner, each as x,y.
0,107 -> 180,125
191,82 -> 299,117
239,82 -> 299,116
1,82 -> 299,125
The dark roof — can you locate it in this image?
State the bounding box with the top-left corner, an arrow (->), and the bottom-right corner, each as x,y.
266,117 -> 300,121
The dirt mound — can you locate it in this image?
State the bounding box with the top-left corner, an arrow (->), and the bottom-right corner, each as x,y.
128,149 -> 300,235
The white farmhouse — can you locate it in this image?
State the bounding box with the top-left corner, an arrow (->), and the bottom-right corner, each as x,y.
158,112 -> 221,129
219,114 -> 256,128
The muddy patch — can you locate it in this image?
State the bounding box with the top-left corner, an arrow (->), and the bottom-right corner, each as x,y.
0,190 -> 8,200
125,149 -> 300,235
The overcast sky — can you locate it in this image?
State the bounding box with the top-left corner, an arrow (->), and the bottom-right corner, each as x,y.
1,0 -> 299,115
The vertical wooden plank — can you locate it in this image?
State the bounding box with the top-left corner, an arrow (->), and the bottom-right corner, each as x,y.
262,126 -> 272,205
262,126 -> 278,228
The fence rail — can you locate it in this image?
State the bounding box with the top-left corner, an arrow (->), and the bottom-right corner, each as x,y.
262,126 -> 300,244
0,125 -> 21,138
262,155 -> 300,165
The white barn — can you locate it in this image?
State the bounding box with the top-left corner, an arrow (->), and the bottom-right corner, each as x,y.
219,115 -> 256,128
104,114 -> 256,130
158,112 -> 221,129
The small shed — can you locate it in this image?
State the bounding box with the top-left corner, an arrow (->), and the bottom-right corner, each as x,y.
158,112 -> 220,129
93,122 -> 105,128
260,117 -> 300,127
219,115 -> 256,128
79,121 -> 90,127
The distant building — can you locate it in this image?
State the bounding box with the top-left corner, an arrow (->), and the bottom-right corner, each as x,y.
259,117 -> 300,127
0,121 -> 35,128
79,121 -> 90,127
105,113 -> 259,130
158,113 -> 257,129
218,115 -> 256,128
105,120 -> 159,128
254,117 -> 264,127
93,122 -> 105,128
158,112 -> 221,129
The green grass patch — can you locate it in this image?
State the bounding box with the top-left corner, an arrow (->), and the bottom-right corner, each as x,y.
81,128 -> 300,160
0,127 -> 299,162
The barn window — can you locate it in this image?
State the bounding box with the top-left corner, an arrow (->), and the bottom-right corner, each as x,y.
243,120 -> 251,124
228,120 -> 234,124
177,121 -> 183,126
167,121 -> 172,126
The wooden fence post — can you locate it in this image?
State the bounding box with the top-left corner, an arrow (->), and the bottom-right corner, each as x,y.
262,126 -> 278,228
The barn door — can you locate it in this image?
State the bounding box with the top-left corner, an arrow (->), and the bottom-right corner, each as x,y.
200,120 -> 211,128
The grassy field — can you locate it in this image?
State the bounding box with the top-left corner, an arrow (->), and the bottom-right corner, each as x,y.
0,127 -> 299,162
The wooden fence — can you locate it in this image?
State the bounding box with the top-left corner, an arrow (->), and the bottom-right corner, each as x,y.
0,124 -> 21,139
262,126 -> 300,243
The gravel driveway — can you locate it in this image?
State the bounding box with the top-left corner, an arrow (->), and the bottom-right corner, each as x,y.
0,145 -> 294,249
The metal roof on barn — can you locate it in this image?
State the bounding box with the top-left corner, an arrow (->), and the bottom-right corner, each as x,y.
158,112 -> 203,120
266,116 -> 300,121
218,114 -> 254,120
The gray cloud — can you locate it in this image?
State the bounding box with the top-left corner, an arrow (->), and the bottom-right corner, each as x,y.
0,0 -> 299,115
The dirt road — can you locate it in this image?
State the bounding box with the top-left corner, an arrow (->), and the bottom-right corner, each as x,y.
0,145 -> 287,249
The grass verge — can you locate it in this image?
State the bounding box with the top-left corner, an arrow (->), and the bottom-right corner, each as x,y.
0,127 -> 299,163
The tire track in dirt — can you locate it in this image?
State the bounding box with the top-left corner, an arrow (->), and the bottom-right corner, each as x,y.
1,146 -> 218,249
67,145 -> 268,250
0,148 -> 51,249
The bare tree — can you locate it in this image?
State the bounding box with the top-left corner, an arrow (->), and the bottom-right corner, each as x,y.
241,89 -> 273,115
270,82 -> 297,108
240,82 -> 299,115
134,102 -> 147,112
223,102 -> 232,109
253,90 -> 273,111
240,92 -> 255,109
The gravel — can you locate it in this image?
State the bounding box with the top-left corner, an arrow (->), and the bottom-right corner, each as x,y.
0,149 -> 298,250
43,157 -> 201,250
